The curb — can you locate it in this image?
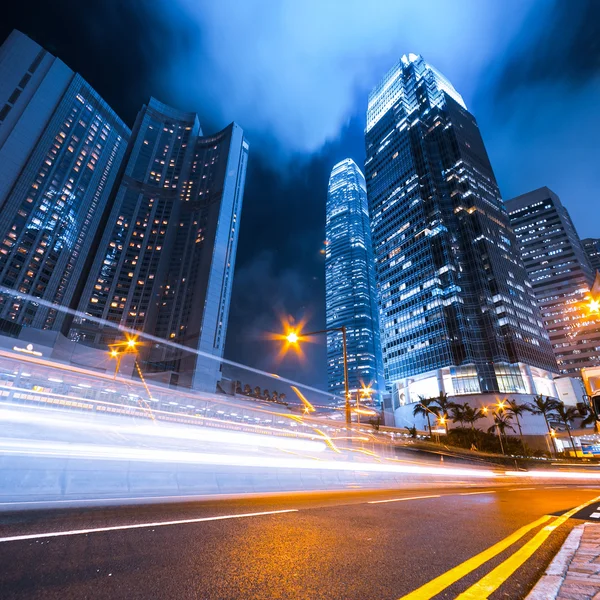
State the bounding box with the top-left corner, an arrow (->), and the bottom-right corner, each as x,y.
526,524 -> 585,599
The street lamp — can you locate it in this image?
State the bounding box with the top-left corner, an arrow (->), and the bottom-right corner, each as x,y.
283,324 -> 351,424
108,336 -> 138,380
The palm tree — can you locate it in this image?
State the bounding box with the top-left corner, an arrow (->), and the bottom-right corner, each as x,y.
243,384 -> 252,395
525,394 -> 559,455
404,425 -> 418,438
581,406 -> 599,430
555,403 -> 579,456
505,399 -> 527,454
461,405 -> 485,449
487,412 -> 515,455
463,405 -> 485,431
432,392 -> 455,435
451,403 -> 467,428
413,396 -> 436,440
253,386 -> 261,398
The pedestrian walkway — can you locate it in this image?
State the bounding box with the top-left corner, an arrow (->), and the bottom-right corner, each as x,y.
527,522 -> 600,599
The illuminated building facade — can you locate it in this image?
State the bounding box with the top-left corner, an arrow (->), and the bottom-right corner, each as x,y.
0,30 -> 129,333
506,188 -> 600,374
583,238 -> 600,273
71,98 -> 248,390
325,159 -> 385,402
364,54 -> 557,412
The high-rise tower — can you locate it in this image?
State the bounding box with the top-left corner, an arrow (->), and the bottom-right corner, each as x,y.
583,238 -> 600,273
364,54 -> 557,410
325,159 -> 384,402
0,31 -> 129,333
506,188 -> 600,374
70,98 -> 248,390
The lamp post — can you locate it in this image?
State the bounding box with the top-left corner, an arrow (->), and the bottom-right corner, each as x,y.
108,337 -> 138,380
285,325 -> 351,424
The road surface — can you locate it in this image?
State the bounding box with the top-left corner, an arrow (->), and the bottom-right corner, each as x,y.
1,484 -> 599,599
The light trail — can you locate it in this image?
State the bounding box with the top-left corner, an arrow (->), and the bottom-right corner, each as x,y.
0,438 -> 498,477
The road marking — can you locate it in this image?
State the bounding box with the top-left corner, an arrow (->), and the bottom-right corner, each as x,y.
508,488 -> 535,491
590,512 -> 600,519
544,486 -> 568,489
455,494 -> 600,599
368,494 -> 441,504
0,509 -> 298,544
397,515 -> 551,600
459,491 -> 495,496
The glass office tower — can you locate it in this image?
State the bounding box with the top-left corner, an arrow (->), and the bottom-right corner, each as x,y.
0,30 -> 129,333
583,238 -> 600,273
325,159 -> 385,402
506,188 -> 600,374
364,54 -> 557,409
70,98 -> 248,390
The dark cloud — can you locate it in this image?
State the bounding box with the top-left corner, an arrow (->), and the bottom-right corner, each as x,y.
2,0 -> 598,387
473,0 -> 600,240
494,0 -> 600,94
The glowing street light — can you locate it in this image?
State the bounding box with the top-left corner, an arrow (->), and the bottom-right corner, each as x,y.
286,331 -> 299,344
108,336 -> 139,380
281,323 -> 351,424
588,298 -> 600,315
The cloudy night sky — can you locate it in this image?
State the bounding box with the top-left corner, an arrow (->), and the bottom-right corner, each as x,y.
3,0 -> 599,389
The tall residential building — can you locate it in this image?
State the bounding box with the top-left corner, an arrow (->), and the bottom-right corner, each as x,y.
325,159 -> 385,402
70,98 -> 248,390
583,238 -> 600,273
0,30 -> 129,333
506,188 -> 600,374
364,53 -> 557,410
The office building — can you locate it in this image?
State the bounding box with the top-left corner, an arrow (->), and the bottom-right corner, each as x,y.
325,158 -> 385,402
364,53 -> 557,414
70,98 -> 248,390
506,188 -> 600,374
0,30 -> 129,333
583,238 -> 600,273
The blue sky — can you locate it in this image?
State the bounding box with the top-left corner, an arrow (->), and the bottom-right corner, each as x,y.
4,0 -> 599,388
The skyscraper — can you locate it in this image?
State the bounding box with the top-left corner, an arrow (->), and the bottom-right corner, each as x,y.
70,98 -> 248,390
506,188 -> 600,374
325,159 -> 384,402
0,30 -> 129,333
583,238 -> 600,273
364,54 -> 557,411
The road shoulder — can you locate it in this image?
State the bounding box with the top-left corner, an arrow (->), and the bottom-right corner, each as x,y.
527,522 -> 600,599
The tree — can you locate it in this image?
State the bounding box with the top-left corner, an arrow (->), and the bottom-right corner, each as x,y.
279,393 -> 286,402
413,396 -> 436,440
404,425 -> 418,438
555,403 -> 579,456
431,392 -> 455,435
463,405 -> 485,430
235,380 -> 243,394
243,384 -> 252,395
505,399 -> 527,454
525,394 -> 560,455
263,389 -> 271,401
451,403 -> 467,428
487,412 -> 515,454
253,386 -> 261,398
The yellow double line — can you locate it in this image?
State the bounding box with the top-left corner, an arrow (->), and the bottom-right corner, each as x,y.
399,494 -> 600,600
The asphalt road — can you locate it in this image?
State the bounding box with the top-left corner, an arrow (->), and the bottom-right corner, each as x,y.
1,484 -> 599,599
